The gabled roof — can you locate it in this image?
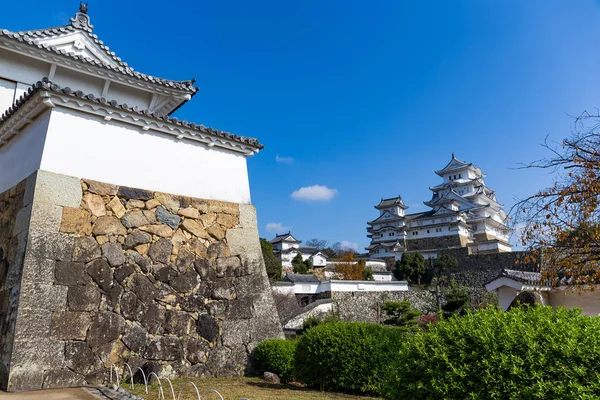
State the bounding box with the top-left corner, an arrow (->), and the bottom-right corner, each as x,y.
375,196 -> 408,210
434,154 -> 483,177
0,79 -> 263,152
284,273 -> 320,283
367,209 -> 405,225
270,232 -> 301,244
0,5 -> 198,112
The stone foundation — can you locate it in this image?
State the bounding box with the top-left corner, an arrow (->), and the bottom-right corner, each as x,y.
406,234 -> 467,252
2,170 -> 283,391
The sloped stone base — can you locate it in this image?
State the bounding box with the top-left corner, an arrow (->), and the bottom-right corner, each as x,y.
3,170 -> 283,391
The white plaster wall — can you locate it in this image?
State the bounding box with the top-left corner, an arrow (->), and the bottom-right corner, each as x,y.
293,282 -> 321,295
0,111 -> 51,193
271,284 -> 295,295
329,280 -> 408,292
549,290 -> 600,316
0,78 -> 16,115
312,254 -> 326,266
107,82 -> 152,110
285,302 -> 333,330
0,48 -> 48,88
40,108 -> 252,204
372,273 -> 393,281
497,286 -> 518,311
52,68 -> 104,98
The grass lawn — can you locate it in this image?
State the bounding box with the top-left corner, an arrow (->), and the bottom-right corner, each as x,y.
127,377 -> 379,400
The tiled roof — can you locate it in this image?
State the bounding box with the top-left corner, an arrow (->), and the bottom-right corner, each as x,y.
376,196 -> 408,209
284,273 -> 320,283
0,11 -> 198,95
0,79 -> 263,150
498,269 -> 543,285
270,232 -> 301,244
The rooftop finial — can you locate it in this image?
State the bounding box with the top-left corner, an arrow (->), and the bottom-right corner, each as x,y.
452,152 -> 455,159
71,2 -> 93,31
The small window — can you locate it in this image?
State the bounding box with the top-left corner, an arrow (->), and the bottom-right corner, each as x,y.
427,229 -> 430,233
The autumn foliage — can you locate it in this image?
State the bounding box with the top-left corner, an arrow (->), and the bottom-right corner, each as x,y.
517,114 -> 600,287
334,252 -> 366,280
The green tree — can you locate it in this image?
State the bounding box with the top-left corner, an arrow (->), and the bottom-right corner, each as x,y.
441,281 -> 470,317
259,238 -> 282,281
394,252 -> 426,284
426,253 -> 459,309
292,253 -> 309,274
362,268 -> 374,281
381,301 -> 422,331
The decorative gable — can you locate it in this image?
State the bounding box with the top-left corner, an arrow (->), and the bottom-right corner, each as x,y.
31,31 -> 120,68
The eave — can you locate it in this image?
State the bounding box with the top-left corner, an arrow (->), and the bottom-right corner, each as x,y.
0,79 -> 262,155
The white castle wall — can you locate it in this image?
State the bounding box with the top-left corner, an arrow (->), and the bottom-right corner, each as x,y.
40,108 -> 252,204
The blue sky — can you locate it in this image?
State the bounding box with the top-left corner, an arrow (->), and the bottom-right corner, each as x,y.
3,1 -> 600,250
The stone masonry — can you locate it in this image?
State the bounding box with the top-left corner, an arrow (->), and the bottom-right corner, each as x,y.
2,170 -> 283,391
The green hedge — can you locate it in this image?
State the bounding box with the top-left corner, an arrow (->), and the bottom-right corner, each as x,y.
383,306 -> 600,399
295,322 -> 403,395
253,339 -> 297,382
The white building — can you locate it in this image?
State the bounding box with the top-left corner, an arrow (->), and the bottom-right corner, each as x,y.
485,269 -> 600,316
270,232 -> 328,269
367,155 -> 512,259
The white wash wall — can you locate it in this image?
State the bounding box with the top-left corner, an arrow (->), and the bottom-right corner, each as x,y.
0,111 -> 50,193
40,108 -> 252,204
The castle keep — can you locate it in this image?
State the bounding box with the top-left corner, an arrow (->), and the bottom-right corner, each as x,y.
0,6 -> 282,391
367,155 -> 512,259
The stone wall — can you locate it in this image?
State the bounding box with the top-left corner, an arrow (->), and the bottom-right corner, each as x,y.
0,176 -> 33,390
406,234 -> 465,252
332,289 -> 439,324
5,171 -> 283,391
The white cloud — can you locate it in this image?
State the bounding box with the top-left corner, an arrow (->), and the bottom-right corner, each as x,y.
340,241 -> 359,250
291,185 -> 339,202
276,154 -> 294,164
266,222 -> 291,233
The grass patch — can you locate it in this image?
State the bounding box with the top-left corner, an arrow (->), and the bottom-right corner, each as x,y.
127,377 -> 379,400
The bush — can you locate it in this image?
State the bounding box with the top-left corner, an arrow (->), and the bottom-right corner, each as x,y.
295,322 -> 403,395
383,306 -> 600,399
253,339 -> 297,382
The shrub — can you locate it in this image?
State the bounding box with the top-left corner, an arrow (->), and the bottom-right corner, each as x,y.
253,339 -> 297,382
295,322 -> 403,395
383,306 -> 600,399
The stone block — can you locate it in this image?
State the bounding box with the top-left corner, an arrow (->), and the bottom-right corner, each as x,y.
118,186 -> 153,201
19,283 -> 67,311
120,291 -> 142,321
154,192 -> 181,213
65,341 -> 96,375
107,196 -> 126,218
6,367 -> 44,392
128,273 -> 157,303
124,229 -> 152,249
148,238 -> 173,264
83,193 -> 106,217
185,338 -> 209,364
84,179 -> 118,196
12,307 -> 52,339
114,263 -> 135,283
145,336 -> 182,361
139,224 -> 174,238
50,312 -> 91,340
156,206 -> 181,229
86,259 -> 113,291
12,205 -> 31,236
27,232 -> 74,261
122,210 -> 156,229
33,170 -> 82,208
122,323 -> 148,354
170,270 -> 199,294
139,303 -> 165,335
181,219 -> 210,240
196,314 -> 219,342
212,280 -> 236,300
67,286 -> 101,311
93,216 -> 127,236
164,310 -> 192,336
178,207 -> 199,219
11,337 -> 65,369
72,236 -> 101,262
55,261 -> 91,286
87,311 -> 125,347
21,257 -> 55,285
60,207 -> 92,236
226,228 -> 261,256
101,243 -> 125,267
222,319 -> 250,346
43,369 -> 86,389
